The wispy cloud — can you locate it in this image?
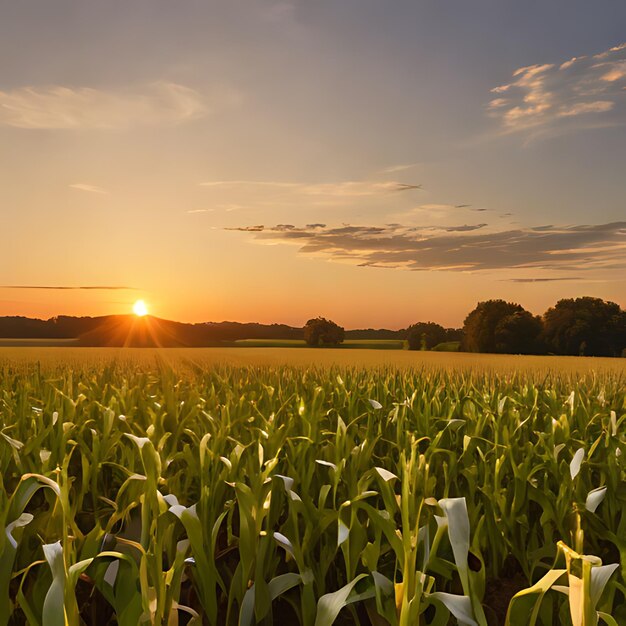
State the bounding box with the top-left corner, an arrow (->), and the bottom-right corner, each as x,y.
396,203 -> 492,221
227,221 -> 626,273
69,183 -> 107,194
227,225 -> 266,232
489,42 -> 626,135
199,180 -> 423,197
444,224 -> 488,232
381,163 -> 420,174
0,82 -> 216,130
0,285 -> 136,290
505,277 -> 583,283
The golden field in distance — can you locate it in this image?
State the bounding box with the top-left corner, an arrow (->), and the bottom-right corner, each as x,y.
0,346 -> 625,374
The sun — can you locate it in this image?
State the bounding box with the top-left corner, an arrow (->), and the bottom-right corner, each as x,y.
133,300 -> 149,317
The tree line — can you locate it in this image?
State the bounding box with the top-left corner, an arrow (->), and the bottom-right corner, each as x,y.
305,297 -> 626,357
461,297 -> 625,357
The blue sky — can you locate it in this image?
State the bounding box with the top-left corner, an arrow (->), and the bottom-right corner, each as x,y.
0,0 -> 624,326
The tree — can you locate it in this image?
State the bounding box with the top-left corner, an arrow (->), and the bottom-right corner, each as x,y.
494,310 -> 544,354
462,300 -> 543,354
444,327 -> 464,343
407,322 -> 447,350
542,297 -> 626,357
303,317 -> 345,346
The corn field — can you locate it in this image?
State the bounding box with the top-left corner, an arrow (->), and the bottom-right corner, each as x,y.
0,354 -> 624,625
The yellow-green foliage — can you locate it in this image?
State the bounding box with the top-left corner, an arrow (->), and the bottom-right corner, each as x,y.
0,350 -> 624,624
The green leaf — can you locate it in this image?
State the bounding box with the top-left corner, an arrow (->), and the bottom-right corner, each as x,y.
570,448 -> 584,479
240,573 -> 302,626
505,569 -> 566,626
42,542 -> 66,626
374,467 -> 398,482
585,487 -> 607,513
438,498 -> 470,589
315,574 -> 368,626
0,513 -> 34,626
273,532 -> 295,559
90,553 -> 143,626
589,564 -> 618,607
428,592 -> 478,626
267,573 -> 302,601
598,611 -> 619,626
337,519 -> 350,547
371,572 -> 396,626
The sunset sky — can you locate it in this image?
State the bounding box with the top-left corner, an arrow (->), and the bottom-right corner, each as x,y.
1,0 -> 625,328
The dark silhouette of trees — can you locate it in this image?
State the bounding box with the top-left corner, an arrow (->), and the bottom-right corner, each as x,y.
542,297 -> 626,357
462,300 -> 543,354
494,310 -> 544,354
407,322 -> 447,350
303,317 -> 345,346
444,327 -> 464,343
462,297 -> 625,356
1,297 -> 624,356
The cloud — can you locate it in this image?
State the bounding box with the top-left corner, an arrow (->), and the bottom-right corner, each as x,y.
489,42 -> 626,134
505,277 -> 583,283
69,183 -> 107,194
0,82 -> 213,129
558,101 -> 614,117
0,285 -> 135,290
444,224 -> 487,232
199,180 -> 423,197
396,203 -> 490,222
227,221 -> 626,273
381,163 -> 420,173
226,225 -> 265,232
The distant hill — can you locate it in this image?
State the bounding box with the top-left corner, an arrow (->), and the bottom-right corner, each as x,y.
76,316 -> 308,347
0,315 -> 305,347
0,315 -> 462,347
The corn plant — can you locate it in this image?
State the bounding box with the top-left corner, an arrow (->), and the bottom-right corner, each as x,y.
0,354 -> 623,624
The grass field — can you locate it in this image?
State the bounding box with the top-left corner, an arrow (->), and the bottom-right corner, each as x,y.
233,339 -> 407,350
0,348 -> 624,625
1,346 -> 625,373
